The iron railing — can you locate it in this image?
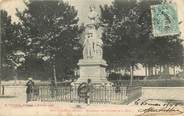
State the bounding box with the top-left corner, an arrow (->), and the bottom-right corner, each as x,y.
32,84 -> 142,104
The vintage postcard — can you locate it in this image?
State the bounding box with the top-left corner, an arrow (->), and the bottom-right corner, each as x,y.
0,0 -> 184,115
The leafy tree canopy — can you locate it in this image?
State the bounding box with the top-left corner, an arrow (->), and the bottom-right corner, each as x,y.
100,0 -> 183,70
15,0 -> 83,80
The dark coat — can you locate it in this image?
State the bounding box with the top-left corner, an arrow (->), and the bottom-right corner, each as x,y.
26,80 -> 35,94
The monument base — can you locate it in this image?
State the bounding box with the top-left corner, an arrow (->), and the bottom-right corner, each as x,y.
75,59 -> 110,85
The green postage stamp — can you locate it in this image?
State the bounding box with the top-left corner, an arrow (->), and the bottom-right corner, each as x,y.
151,3 -> 180,37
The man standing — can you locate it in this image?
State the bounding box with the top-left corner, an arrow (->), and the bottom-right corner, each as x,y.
26,77 -> 35,103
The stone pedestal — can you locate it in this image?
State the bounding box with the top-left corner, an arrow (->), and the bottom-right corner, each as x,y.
75,59 -> 109,84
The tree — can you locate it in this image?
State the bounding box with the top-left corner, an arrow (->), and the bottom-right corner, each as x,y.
1,10 -> 26,81
100,0 -> 148,84
100,0 -> 183,83
16,1 -> 83,83
135,0 -> 183,76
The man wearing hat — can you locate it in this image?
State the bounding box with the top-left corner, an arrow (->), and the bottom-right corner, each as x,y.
26,77 -> 35,103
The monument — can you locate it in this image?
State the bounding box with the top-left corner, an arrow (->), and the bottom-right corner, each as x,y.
75,6 -> 109,84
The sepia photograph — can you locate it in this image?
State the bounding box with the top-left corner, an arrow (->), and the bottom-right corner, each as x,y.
0,0 -> 184,115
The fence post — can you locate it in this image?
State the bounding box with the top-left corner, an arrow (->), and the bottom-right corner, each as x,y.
2,85 -> 4,95
70,86 -> 71,102
40,86 -> 42,101
105,85 -> 106,103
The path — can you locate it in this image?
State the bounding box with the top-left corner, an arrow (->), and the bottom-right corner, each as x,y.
0,97 -> 184,116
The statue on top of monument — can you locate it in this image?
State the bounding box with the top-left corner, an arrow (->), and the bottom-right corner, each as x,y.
88,6 -> 99,25
82,6 -> 103,59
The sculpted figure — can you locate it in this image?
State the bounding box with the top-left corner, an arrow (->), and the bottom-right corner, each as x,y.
88,6 -> 98,24
83,33 -> 94,59
94,36 -> 103,59
82,6 -> 103,59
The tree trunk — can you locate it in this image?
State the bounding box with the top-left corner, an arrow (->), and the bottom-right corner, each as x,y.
53,63 -> 57,87
173,66 -> 176,77
148,65 -> 150,76
130,65 -> 134,86
0,39 -> 2,95
148,66 -> 153,76
154,66 -> 157,76
13,68 -> 17,85
145,65 -> 148,79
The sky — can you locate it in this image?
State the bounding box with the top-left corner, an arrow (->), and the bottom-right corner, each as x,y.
0,0 -> 112,23
0,0 -> 184,43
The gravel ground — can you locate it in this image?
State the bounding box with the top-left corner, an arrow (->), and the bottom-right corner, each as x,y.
0,96 -> 184,116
